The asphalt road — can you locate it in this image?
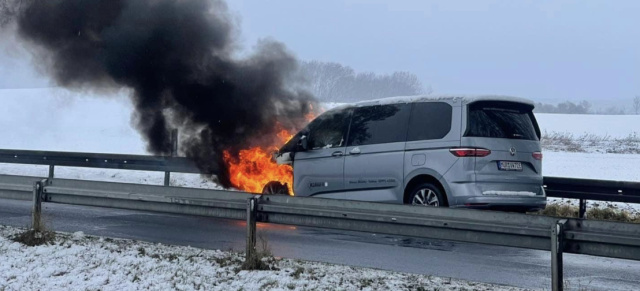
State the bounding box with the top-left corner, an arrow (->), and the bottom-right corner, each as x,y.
1,198 -> 639,290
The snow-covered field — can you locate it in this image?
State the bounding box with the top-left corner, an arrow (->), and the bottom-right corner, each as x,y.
536,113 -> 640,139
0,225 -> 524,291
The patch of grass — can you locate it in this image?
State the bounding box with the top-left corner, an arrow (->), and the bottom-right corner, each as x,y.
12,209 -> 56,246
11,229 -> 56,246
166,253 -> 179,262
359,278 -> 374,288
537,204 -> 640,223
588,207 -> 640,223
52,271 -> 69,277
259,279 -> 278,290
537,204 -> 579,218
290,266 -> 305,279
241,234 -> 278,271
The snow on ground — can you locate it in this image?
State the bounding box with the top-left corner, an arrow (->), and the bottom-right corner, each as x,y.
544,152 -> 640,182
0,164 -> 223,189
544,151 -> 640,215
0,225 -> 525,291
0,88 -> 146,154
536,113 -> 640,139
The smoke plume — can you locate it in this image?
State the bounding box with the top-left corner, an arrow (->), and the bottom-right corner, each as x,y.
5,0 -> 316,187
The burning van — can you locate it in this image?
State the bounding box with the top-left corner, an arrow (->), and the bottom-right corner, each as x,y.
265,95 -> 546,212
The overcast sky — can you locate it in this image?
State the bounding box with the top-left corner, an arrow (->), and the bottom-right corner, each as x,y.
2,0 -> 639,104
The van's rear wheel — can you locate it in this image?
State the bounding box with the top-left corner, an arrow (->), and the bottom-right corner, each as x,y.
409,183 -> 447,207
262,181 -> 289,195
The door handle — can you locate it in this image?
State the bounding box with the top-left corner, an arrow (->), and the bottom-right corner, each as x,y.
331,151 -> 343,157
349,147 -> 361,155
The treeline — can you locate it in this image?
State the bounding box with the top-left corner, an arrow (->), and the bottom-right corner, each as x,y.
298,61 -> 427,102
534,101 -> 592,114
534,100 -> 628,115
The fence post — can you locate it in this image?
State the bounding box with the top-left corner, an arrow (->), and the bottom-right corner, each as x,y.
32,179 -> 45,232
164,129 -> 179,186
245,197 -> 257,263
551,219 -> 567,291
578,199 -> 587,219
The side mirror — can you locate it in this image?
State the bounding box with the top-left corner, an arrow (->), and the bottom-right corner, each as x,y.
298,134 -> 308,151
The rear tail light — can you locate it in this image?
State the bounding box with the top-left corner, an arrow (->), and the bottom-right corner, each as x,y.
532,151 -> 543,160
449,148 -> 491,157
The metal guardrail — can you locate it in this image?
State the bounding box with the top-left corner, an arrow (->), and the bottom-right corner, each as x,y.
544,177 -> 640,218
2,148 -> 640,205
0,174 -> 638,290
0,148 -> 201,186
0,174 -> 43,201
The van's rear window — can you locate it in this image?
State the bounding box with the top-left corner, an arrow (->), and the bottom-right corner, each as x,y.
465,102 -> 540,140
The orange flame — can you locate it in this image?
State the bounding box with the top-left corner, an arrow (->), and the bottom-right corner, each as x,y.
223,107 -> 317,195
222,124 -> 297,195
223,144 -> 293,195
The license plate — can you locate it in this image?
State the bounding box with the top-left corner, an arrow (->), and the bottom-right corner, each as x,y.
498,161 -> 523,171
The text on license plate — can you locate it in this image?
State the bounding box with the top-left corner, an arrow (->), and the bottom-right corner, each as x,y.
498,161 -> 523,171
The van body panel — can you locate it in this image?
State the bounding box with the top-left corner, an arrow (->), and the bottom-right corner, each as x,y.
280,95 -> 546,212
293,148 -> 346,198
344,142 -> 406,202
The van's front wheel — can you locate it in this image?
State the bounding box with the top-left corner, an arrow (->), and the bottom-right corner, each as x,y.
409,183 -> 447,207
262,181 -> 289,195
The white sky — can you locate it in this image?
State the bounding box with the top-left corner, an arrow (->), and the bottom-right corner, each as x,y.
2,0 -> 639,104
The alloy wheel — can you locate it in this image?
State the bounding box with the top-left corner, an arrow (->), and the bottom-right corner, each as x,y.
412,188 -> 440,207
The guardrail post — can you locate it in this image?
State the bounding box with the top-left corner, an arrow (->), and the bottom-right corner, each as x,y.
551,219 -> 567,291
245,197 -> 258,263
164,129 -> 179,186
48,165 -> 55,180
32,179 -> 46,232
578,199 -> 587,219
164,172 -> 171,186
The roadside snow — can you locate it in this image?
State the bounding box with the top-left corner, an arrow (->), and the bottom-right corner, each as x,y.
0,225 -> 526,291
543,151 -> 640,215
0,164 -> 223,190
536,113 -> 640,139
544,151 -> 640,182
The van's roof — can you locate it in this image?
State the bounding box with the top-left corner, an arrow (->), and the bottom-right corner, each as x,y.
351,94 -> 535,107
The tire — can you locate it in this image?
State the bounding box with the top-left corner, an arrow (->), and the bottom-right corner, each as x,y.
408,183 -> 447,207
261,181 -> 289,195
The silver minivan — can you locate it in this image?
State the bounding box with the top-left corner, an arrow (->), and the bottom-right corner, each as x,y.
266,95 -> 546,212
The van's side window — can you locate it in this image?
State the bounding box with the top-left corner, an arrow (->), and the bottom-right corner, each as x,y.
347,104 -> 411,146
407,102 -> 453,141
308,109 -> 351,150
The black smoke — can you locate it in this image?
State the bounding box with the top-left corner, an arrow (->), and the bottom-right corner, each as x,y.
6,0 -> 316,187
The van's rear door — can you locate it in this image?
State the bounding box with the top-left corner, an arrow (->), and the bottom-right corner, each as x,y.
460,101 -> 543,195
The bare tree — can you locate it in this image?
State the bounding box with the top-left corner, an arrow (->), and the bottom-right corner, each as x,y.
534,100 -> 591,114
299,60 -> 426,102
634,95 -> 640,115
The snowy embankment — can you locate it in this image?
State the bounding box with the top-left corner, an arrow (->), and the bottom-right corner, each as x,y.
536,113 -> 640,154
0,225 -> 524,291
